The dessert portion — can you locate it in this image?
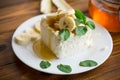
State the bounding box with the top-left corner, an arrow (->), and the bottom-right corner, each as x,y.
40,10 -> 95,58
14,9 -> 95,59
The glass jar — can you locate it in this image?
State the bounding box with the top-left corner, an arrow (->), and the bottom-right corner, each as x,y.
88,0 -> 120,32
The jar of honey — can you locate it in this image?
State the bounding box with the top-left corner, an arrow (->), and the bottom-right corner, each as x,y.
88,0 -> 120,32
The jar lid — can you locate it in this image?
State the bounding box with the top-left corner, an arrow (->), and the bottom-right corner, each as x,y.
104,0 -> 120,5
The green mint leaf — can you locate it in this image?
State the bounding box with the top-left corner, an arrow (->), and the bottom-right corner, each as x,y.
79,60 -> 98,67
75,26 -> 87,36
59,29 -> 70,41
40,61 -> 51,69
86,21 -> 95,30
75,10 -> 86,23
74,18 -> 83,23
57,64 -> 72,73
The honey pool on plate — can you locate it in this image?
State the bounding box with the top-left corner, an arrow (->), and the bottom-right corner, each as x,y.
33,39 -> 57,60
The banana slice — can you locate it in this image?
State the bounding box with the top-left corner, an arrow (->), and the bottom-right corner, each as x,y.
24,27 -> 40,41
59,16 -> 76,31
54,22 -> 59,29
46,14 -> 59,23
57,9 -> 74,15
15,33 -> 31,45
34,21 -> 41,33
68,14 -> 76,19
46,14 -> 60,29
57,9 -> 75,19
40,0 -> 52,14
52,0 -> 74,13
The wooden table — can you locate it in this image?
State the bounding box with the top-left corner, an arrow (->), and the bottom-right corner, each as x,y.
0,0 -> 120,80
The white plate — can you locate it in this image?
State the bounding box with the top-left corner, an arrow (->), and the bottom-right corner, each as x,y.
12,14 -> 113,75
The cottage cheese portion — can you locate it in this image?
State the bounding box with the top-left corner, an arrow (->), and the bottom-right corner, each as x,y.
53,32 -> 92,58
41,11 -> 93,58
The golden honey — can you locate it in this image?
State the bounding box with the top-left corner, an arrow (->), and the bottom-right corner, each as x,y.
89,0 -> 120,32
33,39 -> 57,60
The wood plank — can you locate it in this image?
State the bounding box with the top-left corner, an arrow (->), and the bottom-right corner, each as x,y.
0,0 -> 38,8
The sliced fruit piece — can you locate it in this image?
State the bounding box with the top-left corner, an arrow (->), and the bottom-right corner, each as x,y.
59,16 -> 76,31
15,33 -> 31,45
40,0 -> 52,14
24,27 -> 40,41
46,14 -> 60,29
52,0 -> 74,13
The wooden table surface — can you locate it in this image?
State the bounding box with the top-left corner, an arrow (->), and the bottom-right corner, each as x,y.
0,0 -> 120,80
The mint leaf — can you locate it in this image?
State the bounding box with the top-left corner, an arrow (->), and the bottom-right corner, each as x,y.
75,26 -> 87,36
86,21 -> 95,30
75,10 -> 86,23
40,61 -> 51,69
79,60 -> 98,67
59,29 -> 70,41
74,18 -> 83,23
57,64 -> 72,73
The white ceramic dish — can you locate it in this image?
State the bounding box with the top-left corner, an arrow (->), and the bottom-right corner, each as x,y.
12,14 -> 113,75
